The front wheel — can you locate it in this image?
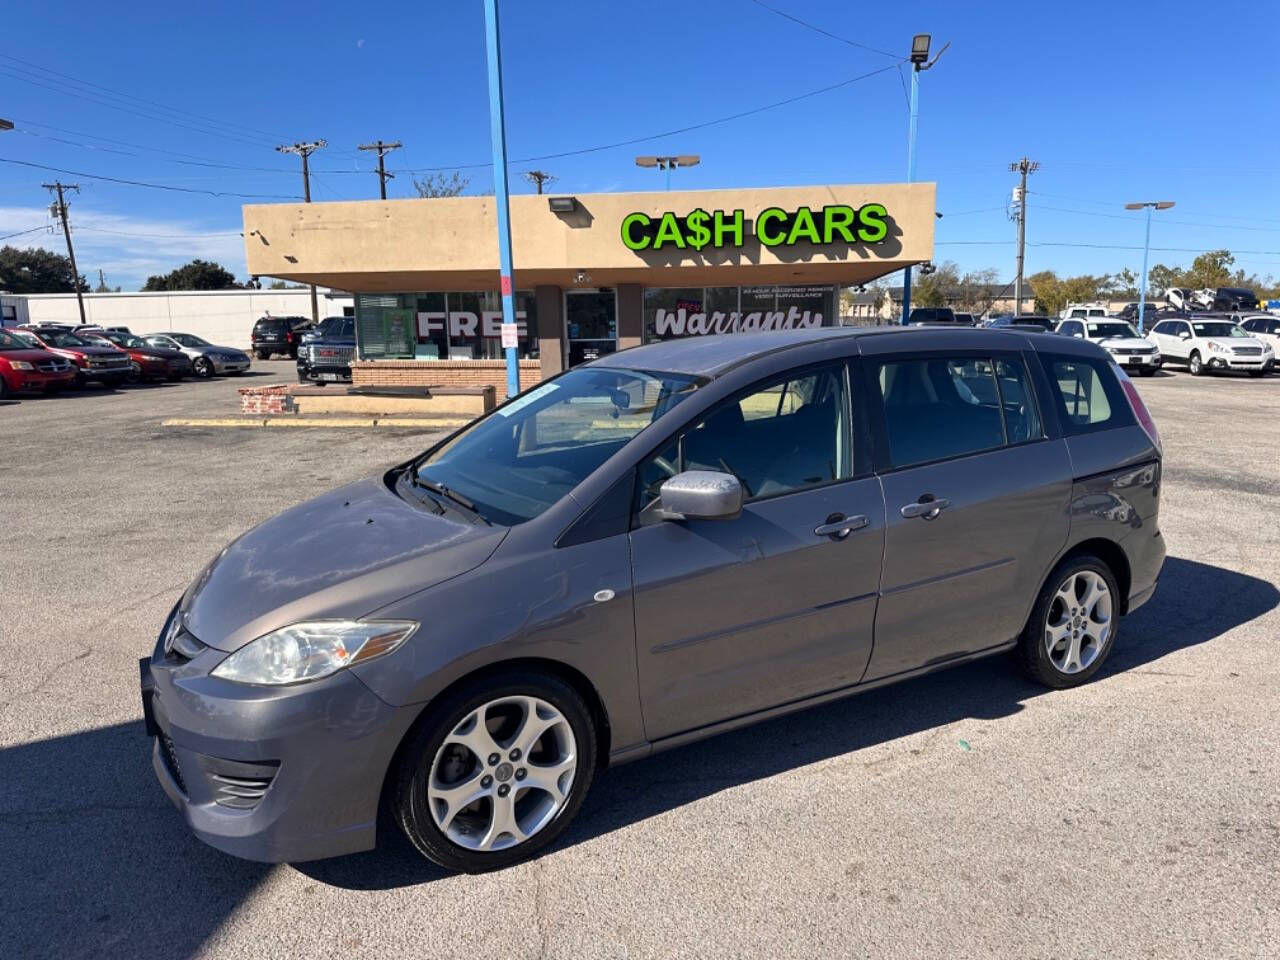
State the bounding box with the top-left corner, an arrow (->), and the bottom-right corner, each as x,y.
1016,554 -> 1119,688
391,671 -> 597,873
1138,367 -> 1156,377
1188,351 -> 1203,376
193,356 -> 214,378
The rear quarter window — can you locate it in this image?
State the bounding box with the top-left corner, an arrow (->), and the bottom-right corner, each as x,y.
1039,354 -> 1135,435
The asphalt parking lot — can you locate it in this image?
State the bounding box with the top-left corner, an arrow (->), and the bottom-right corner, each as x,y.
2,363 -> 1278,960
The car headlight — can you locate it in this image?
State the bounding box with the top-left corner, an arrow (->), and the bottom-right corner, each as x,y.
1207,341 -> 1228,353
10,360 -> 34,371
210,620 -> 418,685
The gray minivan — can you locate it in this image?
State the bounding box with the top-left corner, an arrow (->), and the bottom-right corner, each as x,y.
141,327 -> 1165,871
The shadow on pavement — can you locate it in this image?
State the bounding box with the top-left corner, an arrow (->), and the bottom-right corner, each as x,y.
4,555 -> 1274,938
0,721 -> 271,960
301,556 -> 1278,890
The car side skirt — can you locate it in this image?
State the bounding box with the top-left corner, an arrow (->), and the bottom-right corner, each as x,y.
607,639 -> 1018,766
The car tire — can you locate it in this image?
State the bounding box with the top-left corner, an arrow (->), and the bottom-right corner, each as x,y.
1015,553 -> 1120,689
193,356 -> 214,379
1188,351 -> 1203,376
0,376 -> 9,400
1248,370 -> 1265,378
391,670 -> 598,873
1138,367 -> 1156,376
127,362 -> 142,384
256,350 -> 271,361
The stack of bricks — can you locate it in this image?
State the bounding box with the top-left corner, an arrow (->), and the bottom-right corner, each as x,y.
238,384 -> 296,415
351,359 -> 542,395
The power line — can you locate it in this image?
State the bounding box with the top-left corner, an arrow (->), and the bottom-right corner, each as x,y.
0,225 -> 50,242
43,181 -> 87,324
1032,200 -> 1280,233
0,157 -> 303,199
382,62 -> 903,174
357,140 -> 402,199
0,53 -> 291,147
523,170 -> 556,194
746,0 -> 902,58
937,239 -> 1280,256
276,142 -> 326,323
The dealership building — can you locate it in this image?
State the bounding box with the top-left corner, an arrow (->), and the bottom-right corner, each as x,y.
241,182 -> 935,393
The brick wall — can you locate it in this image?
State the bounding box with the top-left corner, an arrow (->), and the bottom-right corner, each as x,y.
238,384 -> 295,415
351,359 -> 542,396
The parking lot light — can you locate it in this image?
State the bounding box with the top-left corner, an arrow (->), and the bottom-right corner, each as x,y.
1126,201 -> 1176,334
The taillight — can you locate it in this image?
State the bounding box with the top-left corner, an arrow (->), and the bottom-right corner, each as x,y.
1114,364 -> 1161,454
286,332 -> 295,342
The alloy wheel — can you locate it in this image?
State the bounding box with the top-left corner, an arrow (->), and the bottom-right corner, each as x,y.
1189,352 -> 1202,375
194,356 -> 213,378
1044,570 -> 1113,674
427,696 -> 577,852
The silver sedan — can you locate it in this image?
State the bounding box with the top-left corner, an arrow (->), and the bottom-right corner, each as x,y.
142,332 -> 251,378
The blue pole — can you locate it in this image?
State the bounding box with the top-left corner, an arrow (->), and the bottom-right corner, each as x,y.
482,0 -> 520,399
1137,204 -> 1152,336
901,66 -> 919,325
665,162 -> 671,192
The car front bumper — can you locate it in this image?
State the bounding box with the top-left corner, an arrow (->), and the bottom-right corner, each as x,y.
141,634 -> 420,863
296,358 -> 353,382
211,357 -> 251,374
5,369 -> 77,391
1109,352 -> 1162,368
1206,355 -> 1273,371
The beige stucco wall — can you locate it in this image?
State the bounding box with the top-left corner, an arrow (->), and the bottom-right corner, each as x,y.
243,183 -> 935,292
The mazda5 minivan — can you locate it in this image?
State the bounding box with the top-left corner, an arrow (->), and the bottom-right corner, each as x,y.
141,326 -> 1165,872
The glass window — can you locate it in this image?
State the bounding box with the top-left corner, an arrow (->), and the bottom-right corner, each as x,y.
356,293 -> 418,359
994,358 -> 1043,443
412,292 -> 448,359
1192,321 -> 1247,338
358,291 -> 538,360
875,357 -> 1007,468
416,367 -> 701,526
639,363 -> 850,509
1043,356 -> 1133,433
643,287 -> 703,342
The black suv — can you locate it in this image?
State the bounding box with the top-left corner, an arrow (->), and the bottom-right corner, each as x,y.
297,316 -> 356,384
907,307 -> 957,324
251,316 -> 312,360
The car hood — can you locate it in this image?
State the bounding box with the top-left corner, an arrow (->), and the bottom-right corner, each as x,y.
1095,336 -> 1154,349
181,477 -> 508,652
1206,337 -> 1266,349
0,348 -> 63,364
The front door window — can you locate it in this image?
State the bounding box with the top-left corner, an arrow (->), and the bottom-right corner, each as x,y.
565,290 -> 617,367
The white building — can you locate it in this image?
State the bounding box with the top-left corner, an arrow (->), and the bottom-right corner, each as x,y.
0,288 -> 353,349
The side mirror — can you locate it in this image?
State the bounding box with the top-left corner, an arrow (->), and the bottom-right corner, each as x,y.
1179,331 -> 1191,340
658,470 -> 743,521
1074,332 -> 1084,338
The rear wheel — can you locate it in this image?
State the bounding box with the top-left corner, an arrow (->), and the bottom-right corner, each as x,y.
1188,351 -> 1203,376
256,349 -> 271,360
392,671 -> 597,873
1016,554 -> 1119,689
0,376 -> 10,400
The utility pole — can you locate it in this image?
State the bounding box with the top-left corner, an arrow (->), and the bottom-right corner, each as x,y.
43,181 -> 86,325
522,170 -> 556,195
1009,157 -> 1038,315
358,140 -> 402,199
276,140 -> 327,324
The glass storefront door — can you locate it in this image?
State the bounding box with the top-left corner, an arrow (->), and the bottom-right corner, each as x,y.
564,289 -> 617,366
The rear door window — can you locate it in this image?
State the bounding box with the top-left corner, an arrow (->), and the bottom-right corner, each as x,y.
1040,354 -> 1134,435
873,355 -> 1039,469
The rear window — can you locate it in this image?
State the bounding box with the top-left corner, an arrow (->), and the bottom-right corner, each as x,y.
254,318 -> 288,332
1040,354 -> 1134,435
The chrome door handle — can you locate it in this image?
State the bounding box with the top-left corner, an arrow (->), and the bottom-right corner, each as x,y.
814,514 -> 869,539
900,497 -> 951,520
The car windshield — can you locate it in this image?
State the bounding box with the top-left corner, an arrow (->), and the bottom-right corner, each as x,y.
413,366 -> 703,526
173,333 -> 208,346
109,334 -> 147,348
1088,322 -> 1140,339
1193,322 -> 1247,338
0,330 -> 33,350
39,331 -> 92,347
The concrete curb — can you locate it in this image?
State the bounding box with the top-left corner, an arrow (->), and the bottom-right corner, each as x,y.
161,416 -> 471,429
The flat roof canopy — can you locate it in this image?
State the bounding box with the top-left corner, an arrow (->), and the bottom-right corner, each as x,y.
243,182 -> 936,292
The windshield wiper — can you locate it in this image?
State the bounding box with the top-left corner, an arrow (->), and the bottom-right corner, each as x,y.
403,467 -> 488,522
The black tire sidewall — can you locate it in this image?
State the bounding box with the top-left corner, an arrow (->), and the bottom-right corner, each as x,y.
1189,352 -> 1202,375
1018,554 -> 1120,689
393,671 -> 597,873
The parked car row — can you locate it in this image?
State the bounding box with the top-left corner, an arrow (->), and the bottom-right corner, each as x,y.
0,322 -> 251,399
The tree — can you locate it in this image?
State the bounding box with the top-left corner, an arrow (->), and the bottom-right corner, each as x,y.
412,171 -> 471,198
1104,268 -> 1139,299
1147,264 -> 1179,297
1184,250 -> 1234,289
268,280 -> 306,290
955,268 -> 1001,313
912,261 -> 961,308
143,259 -> 238,291
1029,270 -> 1065,315
0,245 -> 87,294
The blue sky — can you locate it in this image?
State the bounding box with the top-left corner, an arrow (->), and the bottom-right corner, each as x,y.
3,0 -> 1278,291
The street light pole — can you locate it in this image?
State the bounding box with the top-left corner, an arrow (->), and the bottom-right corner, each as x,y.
635,155 -> 700,190
899,34 -> 947,324
482,0 -> 521,400
1125,201 -> 1175,335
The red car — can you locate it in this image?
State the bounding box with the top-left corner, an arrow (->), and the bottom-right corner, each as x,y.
16,326 -> 132,388
0,328 -> 77,398
90,331 -> 193,382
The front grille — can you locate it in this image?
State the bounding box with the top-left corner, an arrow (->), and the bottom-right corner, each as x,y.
89,356 -> 129,368
310,345 -> 354,365
1112,346 -> 1154,356
1233,346 -> 1262,356
36,359 -> 71,372
210,773 -> 276,810
160,734 -> 187,794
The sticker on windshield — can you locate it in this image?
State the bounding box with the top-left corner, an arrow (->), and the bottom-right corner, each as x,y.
497,381 -> 560,417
